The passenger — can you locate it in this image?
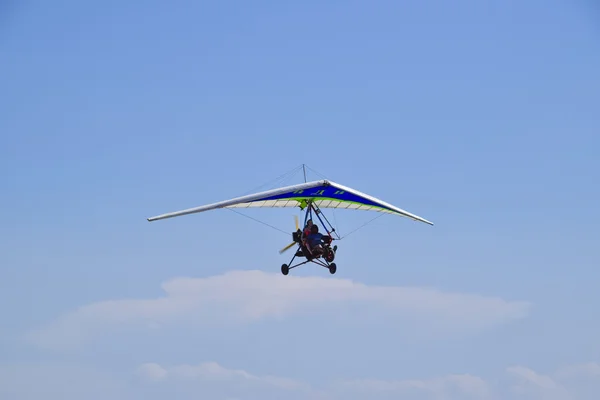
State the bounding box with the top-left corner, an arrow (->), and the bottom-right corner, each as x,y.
307,224 -> 325,253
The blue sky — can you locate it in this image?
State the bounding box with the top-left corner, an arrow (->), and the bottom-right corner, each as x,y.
1,0 -> 599,398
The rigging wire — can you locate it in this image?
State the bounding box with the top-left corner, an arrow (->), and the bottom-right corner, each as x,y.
305,165 -> 329,180
277,166 -> 303,188
226,164 -> 304,236
338,213 -> 385,239
238,164 -> 304,197
333,210 -> 339,237
227,208 -> 290,236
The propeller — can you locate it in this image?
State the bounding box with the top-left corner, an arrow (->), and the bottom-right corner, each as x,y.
279,215 -> 300,254
279,241 -> 296,254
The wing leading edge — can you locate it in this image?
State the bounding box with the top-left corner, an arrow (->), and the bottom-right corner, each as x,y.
147,179 -> 433,225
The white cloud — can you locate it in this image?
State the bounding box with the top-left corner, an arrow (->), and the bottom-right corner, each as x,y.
555,362 -> 600,379
136,363 -> 167,381
499,363 -> 600,400
0,362 -> 136,400
331,373 -> 493,399
506,366 -> 573,400
25,270 -> 530,350
137,361 -> 310,391
134,360 -> 600,400
2,360 -> 599,400
133,361 -> 317,400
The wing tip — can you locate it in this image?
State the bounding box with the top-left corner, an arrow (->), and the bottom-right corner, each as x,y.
412,216 -> 434,226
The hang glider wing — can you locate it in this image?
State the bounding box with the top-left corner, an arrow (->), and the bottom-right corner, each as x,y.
147,179 -> 433,225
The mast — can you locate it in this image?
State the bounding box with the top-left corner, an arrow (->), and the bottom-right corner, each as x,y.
302,164 -> 307,183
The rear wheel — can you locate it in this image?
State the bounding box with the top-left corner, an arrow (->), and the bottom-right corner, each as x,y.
281,264 -> 289,275
328,263 -> 337,274
325,248 -> 335,262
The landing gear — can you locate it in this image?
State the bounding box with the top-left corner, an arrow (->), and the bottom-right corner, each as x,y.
279,249 -> 338,276
279,260 -> 338,275
278,198 -> 341,276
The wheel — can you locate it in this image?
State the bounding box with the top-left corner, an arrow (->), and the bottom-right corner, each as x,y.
328,263 -> 336,275
281,264 -> 289,275
325,248 -> 335,263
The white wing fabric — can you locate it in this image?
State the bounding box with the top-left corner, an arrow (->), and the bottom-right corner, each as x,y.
147,179 -> 433,226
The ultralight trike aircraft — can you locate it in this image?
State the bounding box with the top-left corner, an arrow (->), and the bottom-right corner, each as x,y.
147,167 -> 433,275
